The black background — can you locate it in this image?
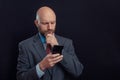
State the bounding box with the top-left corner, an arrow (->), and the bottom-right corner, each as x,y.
0,0 -> 120,80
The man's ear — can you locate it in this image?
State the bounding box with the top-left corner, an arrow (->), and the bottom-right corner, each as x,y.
34,20 -> 39,28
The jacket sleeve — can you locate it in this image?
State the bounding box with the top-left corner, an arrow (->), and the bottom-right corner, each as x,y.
59,40 -> 83,78
16,42 -> 41,80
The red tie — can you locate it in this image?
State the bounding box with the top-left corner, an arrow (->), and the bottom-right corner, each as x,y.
46,44 -> 51,54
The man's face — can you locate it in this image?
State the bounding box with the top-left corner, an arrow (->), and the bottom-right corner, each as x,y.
35,12 -> 56,36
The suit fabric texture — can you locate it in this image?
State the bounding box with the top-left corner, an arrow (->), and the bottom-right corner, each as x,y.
16,33 -> 83,80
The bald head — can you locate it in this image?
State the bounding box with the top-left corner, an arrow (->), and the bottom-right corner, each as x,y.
34,6 -> 56,36
36,6 -> 56,22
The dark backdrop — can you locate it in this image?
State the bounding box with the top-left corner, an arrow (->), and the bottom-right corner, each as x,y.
0,0 -> 120,80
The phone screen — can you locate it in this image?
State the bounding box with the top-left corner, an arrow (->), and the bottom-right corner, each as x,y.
52,45 -> 64,54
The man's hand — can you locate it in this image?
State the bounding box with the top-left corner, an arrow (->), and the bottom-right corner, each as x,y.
39,53 -> 63,71
46,33 -> 58,47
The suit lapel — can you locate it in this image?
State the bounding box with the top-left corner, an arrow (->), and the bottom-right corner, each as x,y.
32,33 -> 46,60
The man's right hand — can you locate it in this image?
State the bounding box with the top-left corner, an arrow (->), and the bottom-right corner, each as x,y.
39,53 -> 63,71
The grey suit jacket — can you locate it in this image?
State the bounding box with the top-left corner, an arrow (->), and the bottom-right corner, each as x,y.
16,33 -> 83,80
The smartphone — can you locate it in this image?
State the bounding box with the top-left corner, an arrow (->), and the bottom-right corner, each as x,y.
52,45 -> 64,54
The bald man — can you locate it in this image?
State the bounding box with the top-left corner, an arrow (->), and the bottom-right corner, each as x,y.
16,6 -> 83,80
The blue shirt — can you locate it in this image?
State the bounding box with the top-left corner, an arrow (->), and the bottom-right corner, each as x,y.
39,33 -> 46,43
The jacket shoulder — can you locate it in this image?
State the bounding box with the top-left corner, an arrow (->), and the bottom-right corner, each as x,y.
19,35 -> 35,46
56,35 -> 72,42
55,35 -> 73,46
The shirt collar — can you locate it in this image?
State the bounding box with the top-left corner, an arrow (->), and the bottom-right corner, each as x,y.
38,33 -> 46,43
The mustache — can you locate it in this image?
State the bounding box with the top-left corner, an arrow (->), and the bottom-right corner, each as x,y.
46,30 -> 54,33
44,29 -> 55,36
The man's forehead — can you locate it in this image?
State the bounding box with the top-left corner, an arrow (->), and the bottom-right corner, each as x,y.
40,20 -> 56,23
39,14 -> 56,22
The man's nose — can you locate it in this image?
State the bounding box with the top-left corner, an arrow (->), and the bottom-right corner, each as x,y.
48,23 -> 52,29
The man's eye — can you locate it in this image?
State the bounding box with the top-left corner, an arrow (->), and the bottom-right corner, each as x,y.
42,22 -> 48,25
51,22 -> 54,24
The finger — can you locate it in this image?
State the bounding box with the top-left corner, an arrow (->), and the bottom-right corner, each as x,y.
46,53 -> 52,58
47,53 -> 52,55
52,56 -> 63,64
51,54 -> 60,58
46,37 -> 53,44
52,55 -> 63,62
46,34 -> 53,38
47,53 -> 59,59
49,61 -> 55,67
